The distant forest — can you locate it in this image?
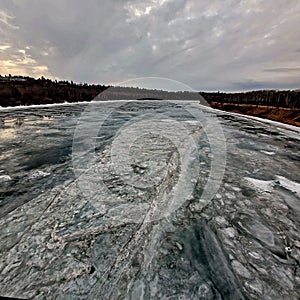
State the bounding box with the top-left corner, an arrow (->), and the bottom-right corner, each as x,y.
0,75 -> 108,107
0,75 -> 299,109
201,91 -> 300,109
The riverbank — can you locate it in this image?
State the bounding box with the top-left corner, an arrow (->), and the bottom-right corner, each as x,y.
210,102 -> 300,127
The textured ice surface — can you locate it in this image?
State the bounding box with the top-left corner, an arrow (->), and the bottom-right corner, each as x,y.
0,101 -> 299,299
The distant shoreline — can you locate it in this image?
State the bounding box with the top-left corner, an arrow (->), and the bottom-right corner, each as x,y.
0,75 -> 299,127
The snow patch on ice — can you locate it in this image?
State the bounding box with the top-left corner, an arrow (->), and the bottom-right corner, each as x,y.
244,177 -> 273,192
0,174 -> 12,183
275,176 -> 300,197
244,175 -> 300,197
260,150 -> 275,156
28,170 -> 51,179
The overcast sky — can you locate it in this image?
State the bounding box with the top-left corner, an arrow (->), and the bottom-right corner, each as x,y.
0,0 -> 299,91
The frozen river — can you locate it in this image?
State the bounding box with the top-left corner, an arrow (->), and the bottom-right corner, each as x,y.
0,101 -> 300,299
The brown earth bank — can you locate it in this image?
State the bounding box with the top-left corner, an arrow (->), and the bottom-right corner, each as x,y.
210,102 -> 300,127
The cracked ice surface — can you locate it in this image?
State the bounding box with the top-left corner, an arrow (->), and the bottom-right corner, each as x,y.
0,101 -> 300,299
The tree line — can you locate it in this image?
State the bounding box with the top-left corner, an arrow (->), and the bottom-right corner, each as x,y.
200,90 -> 300,109
0,76 -> 109,107
0,75 -> 299,108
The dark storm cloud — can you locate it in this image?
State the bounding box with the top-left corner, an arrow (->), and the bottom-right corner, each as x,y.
0,0 -> 299,91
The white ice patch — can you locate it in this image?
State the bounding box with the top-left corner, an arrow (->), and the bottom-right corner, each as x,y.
275,176 -> 300,197
0,174 -> 12,183
244,177 -> 273,192
244,176 -> 300,197
260,150 -> 275,156
184,120 -> 199,125
28,170 -> 50,179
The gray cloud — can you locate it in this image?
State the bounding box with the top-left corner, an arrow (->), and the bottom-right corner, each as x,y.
0,0 -> 299,91
264,67 -> 300,72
